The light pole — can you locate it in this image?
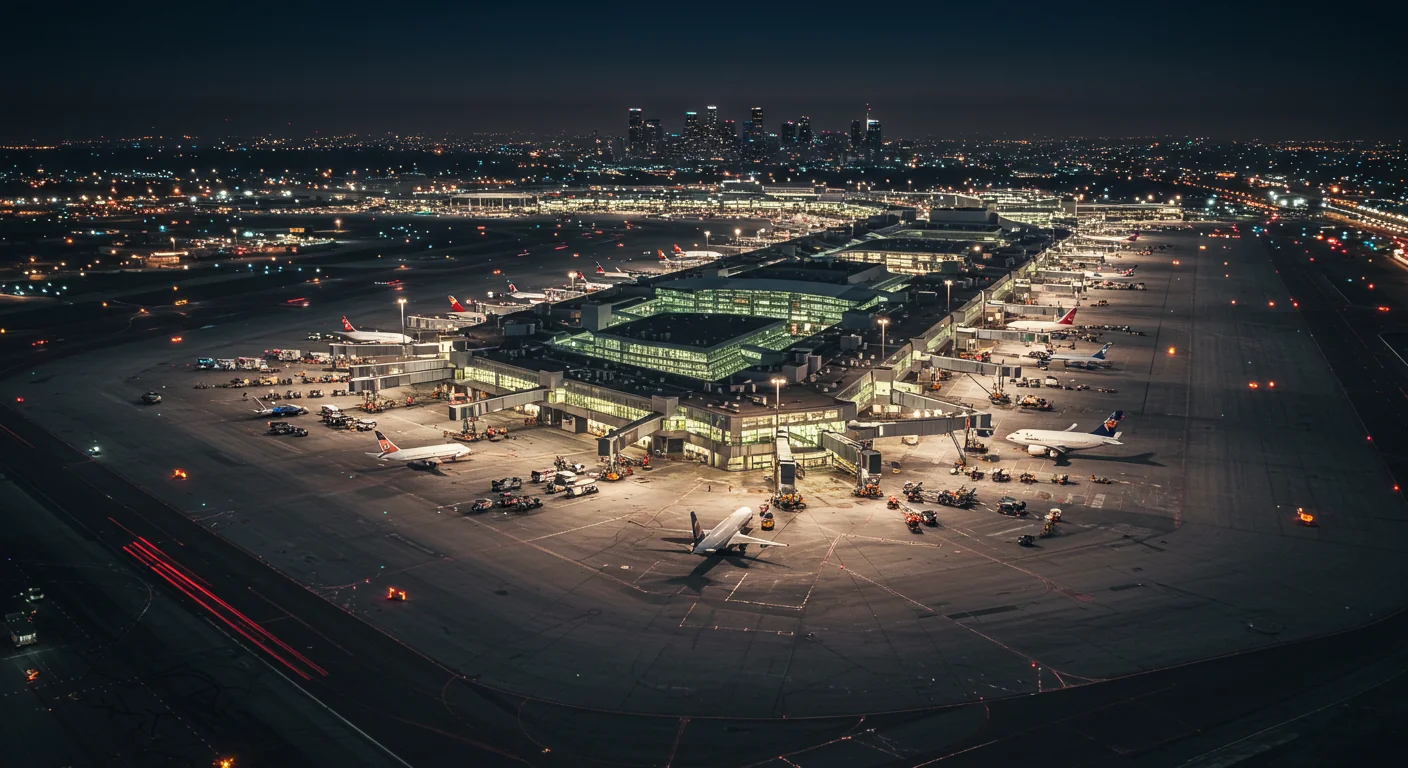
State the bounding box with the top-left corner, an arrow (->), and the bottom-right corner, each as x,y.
397,298 -> 407,333
704,230 -> 710,250
567,270 -> 576,291
877,317 -> 889,359
944,279 -> 953,314
734,228 -> 741,244
770,377 -> 786,410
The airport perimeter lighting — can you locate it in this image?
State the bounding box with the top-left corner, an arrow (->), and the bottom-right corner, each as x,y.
734,228 -> 741,241
944,279 -> 954,313
877,317 -> 890,358
770,377 -> 786,410
704,231 -> 710,249
397,297 -> 407,330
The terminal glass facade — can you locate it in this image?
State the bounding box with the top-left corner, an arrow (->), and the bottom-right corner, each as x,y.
552,321 -> 793,381
653,286 -> 876,327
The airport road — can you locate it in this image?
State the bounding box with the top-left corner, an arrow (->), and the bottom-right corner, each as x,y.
0,405 -> 538,767
0,481 -> 395,767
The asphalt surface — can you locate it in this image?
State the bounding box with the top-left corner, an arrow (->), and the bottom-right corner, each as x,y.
4,220 -> 1408,766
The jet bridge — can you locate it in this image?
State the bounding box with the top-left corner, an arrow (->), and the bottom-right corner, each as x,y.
821,431 -> 881,481
448,387 -> 547,420
774,438 -> 796,493
848,411 -> 993,441
596,411 -> 665,458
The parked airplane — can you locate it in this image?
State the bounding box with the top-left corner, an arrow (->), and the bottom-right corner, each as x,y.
1083,270 -> 1139,282
594,262 -> 640,280
1007,307 -> 1078,332
455,294 -> 528,316
1045,342 -> 1113,366
366,430 -> 471,466
571,271 -> 613,291
498,283 -> 546,303
338,316 -> 412,344
1005,411 -> 1124,459
250,399 -> 307,417
656,507 -> 787,555
1085,232 -> 1139,243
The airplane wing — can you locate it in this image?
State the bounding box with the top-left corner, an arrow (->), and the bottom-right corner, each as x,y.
730,534 -> 786,547
1062,423 -> 1078,432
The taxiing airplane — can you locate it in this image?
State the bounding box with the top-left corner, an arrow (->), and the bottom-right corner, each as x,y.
657,507 -> 787,555
251,399 -> 307,417
1005,411 -> 1125,459
1085,233 -> 1140,243
366,430 -> 471,466
1007,307 -> 1078,332
338,316 -> 412,344
1045,342 -> 1113,366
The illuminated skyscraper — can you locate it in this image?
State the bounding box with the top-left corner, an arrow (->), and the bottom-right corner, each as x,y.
780,120 -> 796,144
850,120 -> 864,151
865,119 -> 882,150
627,108 -> 643,155
798,116 -> 812,145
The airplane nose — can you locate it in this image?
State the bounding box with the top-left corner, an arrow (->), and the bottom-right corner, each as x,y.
1005,433 -> 1019,441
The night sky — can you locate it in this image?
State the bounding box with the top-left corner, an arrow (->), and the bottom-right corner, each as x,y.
5,1 -> 1404,141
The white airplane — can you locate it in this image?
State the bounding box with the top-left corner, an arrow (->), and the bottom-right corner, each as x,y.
594,262 -> 640,281
1007,307 -> 1078,332
366,430 -> 471,467
1006,411 -> 1125,459
493,283 -> 546,303
658,507 -> 787,555
1045,342 -> 1113,366
571,271 -> 613,291
454,294 -> 528,316
1083,270 -> 1138,282
338,316 -> 412,344
1085,233 -> 1139,243
659,245 -> 722,265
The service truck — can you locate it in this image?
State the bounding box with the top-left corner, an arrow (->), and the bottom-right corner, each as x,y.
6,611 -> 37,648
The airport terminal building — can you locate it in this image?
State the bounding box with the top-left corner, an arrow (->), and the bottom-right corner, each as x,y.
344,196 -> 1181,469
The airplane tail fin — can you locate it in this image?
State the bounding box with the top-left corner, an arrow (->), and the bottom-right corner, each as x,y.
1093,342 -> 1113,360
449,295 -> 466,312
507,283 -> 518,293
657,249 -> 667,260
1057,307 -> 1078,325
1091,411 -> 1125,437
374,430 -> 398,454
341,315 -> 356,332
595,262 -> 606,273
689,511 -> 704,544
673,244 -> 682,253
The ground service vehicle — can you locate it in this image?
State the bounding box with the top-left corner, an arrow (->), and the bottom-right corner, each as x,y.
469,498 -> 493,512
7,612 -> 37,647
566,481 -> 599,498
141,392 -> 162,404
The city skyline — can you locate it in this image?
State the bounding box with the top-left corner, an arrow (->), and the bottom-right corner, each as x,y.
4,1 -> 1405,142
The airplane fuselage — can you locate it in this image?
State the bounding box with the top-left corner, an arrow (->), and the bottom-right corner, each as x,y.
693,507 -> 755,555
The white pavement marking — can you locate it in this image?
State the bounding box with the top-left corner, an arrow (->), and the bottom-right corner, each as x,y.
1091,493 -> 1106,509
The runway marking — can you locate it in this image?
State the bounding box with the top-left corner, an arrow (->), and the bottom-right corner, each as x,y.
987,525 -> 1034,538
678,602 -> 696,628
1090,493 -> 1106,509
726,573 -> 748,601
522,512 -> 636,541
